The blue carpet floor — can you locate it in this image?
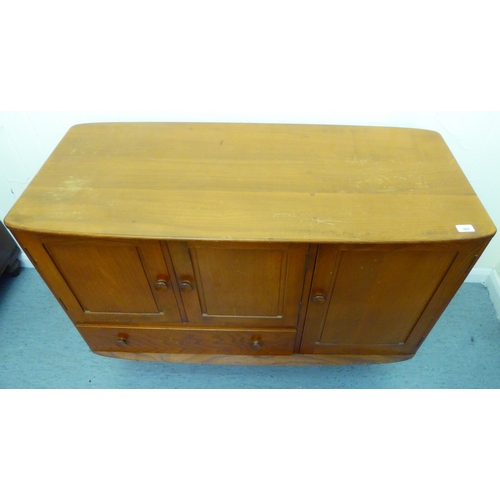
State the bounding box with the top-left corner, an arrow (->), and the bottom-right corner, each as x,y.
1,268 -> 499,388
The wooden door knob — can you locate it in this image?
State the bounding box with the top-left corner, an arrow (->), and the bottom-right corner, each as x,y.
116,336 -> 128,347
154,279 -> 170,290
251,340 -> 263,350
179,280 -> 194,292
312,294 -> 326,304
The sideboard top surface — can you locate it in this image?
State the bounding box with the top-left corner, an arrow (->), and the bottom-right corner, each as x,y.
5,122 -> 496,243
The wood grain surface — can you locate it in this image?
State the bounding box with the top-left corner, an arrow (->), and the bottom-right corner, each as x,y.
4,123 -> 496,365
94,350 -> 415,366
78,325 -> 297,356
5,123 -> 496,243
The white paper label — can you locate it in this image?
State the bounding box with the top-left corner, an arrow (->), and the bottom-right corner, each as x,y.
456,224 -> 475,233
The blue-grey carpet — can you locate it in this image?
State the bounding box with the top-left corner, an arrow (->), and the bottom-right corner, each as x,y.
1,268 -> 499,388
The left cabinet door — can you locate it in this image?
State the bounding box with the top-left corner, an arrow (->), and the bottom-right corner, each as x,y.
17,234 -> 183,324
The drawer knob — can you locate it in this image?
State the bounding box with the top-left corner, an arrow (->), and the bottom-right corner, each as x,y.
251,340 -> 263,351
179,280 -> 194,292
154,279 -> 170,291
116,336 -> 128,347
312,294 -> 326,304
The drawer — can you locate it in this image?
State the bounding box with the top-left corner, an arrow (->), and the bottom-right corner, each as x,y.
77,325 -> 297,355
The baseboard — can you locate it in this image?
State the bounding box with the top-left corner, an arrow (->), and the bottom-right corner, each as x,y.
464,268 -> 500,320
485,269 -> 500,321
465,268 -> 491,283
19,252 -> 33,268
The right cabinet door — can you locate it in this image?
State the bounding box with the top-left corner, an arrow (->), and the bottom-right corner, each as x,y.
300,244 -> 459,354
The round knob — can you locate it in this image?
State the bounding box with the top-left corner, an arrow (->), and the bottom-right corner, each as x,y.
179,280 -> 194,292
251,340 -> 263,351
312,294 -> 326,304
116,336 -> 128,347
154,279 -> 170,291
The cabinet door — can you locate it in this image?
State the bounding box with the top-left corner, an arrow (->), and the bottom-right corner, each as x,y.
300,245 -> 457,354
167,241 -> 309,327
29,236 -> 182,324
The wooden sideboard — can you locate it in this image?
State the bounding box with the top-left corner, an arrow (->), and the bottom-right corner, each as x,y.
4,123 -> 496,365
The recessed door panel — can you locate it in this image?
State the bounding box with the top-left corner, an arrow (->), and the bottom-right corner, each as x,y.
46,242 -> 157,313
193,247 -> 286,317
43,238 -> 182,323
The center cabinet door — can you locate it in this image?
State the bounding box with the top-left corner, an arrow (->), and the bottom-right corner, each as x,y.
166,241 -> 309,328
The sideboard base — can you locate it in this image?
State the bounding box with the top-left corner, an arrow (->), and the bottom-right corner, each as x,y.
94,350 -> 415,366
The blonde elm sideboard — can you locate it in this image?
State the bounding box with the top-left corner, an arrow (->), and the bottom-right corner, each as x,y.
4,123 -> 496,365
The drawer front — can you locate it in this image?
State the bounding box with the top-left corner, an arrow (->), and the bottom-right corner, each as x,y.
78,325 -> 296,355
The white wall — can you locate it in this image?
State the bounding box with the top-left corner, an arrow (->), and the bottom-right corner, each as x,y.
1,1 -> 499,271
